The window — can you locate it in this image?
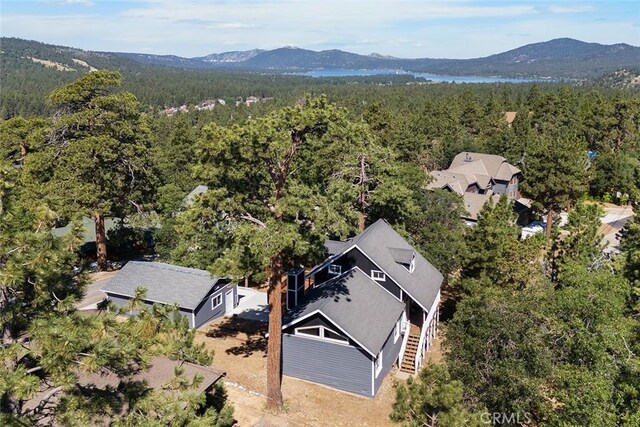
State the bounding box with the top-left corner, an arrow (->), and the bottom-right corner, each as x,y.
295,326 -> 348,344
296,326 -> 321,337
211,294 -> 222,309
323,329 -> 348,343
371,270 -> 386,281
374,351 -> 383,377
393,319 -> 400,343
328,264 -> 342,275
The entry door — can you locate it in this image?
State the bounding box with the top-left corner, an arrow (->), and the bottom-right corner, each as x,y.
225,290 -> 234,314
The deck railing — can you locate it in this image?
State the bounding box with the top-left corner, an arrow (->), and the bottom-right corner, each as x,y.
398,321 -> 411,368
414,322 -> 427,374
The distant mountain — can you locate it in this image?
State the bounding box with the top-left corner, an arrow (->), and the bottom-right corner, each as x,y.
420,38 -> 640,79
194,49 -> 264,63
109,38 -> 638,79
2,37 -> 639,80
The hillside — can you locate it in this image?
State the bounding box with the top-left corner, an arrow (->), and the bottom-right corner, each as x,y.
111,38 -> 639,79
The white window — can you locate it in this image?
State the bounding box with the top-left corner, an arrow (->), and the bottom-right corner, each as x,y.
211,294 -> 222,309
295,326 -> 348,344
371,270 -> 385,281
374,351 -> 383,377
409,253 -> 416,274
393,319 -> 400,343
328,264 -> 342,275
296,326 -> 321,337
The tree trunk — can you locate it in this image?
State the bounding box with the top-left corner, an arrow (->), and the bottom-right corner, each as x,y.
266,254 -> 284,410
545,209 -> 554,238
358,155 -> 367,232
244,277 -> 249,288
94,212 -> 108,271
20,141 -> 27,164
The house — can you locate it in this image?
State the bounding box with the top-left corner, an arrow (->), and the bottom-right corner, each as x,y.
281,219 -> 443,397
23,356 -> 225,424
180,185 -> 209,208
102,261 -> 238,328
428,152 -> 521,199
427,152 -> 529,225
504,111 -> 517,127
76,356 -> 225,394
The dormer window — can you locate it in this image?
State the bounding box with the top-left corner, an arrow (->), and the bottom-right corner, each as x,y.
371,270 -> 386,281
328,264 -> 341,275
409,253 -> 416,273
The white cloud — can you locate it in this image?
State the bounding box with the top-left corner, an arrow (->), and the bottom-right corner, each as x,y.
1,1 -> 637,58
549,4 -> 596,14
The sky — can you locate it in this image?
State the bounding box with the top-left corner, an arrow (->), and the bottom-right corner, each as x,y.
1,0 -> 638,58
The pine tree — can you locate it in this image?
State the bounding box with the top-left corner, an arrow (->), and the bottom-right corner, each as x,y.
194,95 -> 356,409
21,71 -> 156,271
521,132 -> 589,237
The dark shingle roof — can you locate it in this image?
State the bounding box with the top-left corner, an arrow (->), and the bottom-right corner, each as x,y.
284,268 -> 404,355
349,219 -> 443,312
102,261 -> 221,310
325,239 -> 349,255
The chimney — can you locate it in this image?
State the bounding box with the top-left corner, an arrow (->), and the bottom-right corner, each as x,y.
286,267 -> 305,309
464,153 -> 473,162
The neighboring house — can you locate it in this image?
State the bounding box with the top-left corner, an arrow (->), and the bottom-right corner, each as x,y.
23,356 -> 225,423
428,152 -> 521,199
281,219 -> 443,397
427,152 -> 529,225
52,216 -> 119,254
180,185 -> 209,208
102,261 -> 238,328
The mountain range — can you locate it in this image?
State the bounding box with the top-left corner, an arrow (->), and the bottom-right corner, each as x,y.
3,37 -> 638,80
117,38 -> 639,79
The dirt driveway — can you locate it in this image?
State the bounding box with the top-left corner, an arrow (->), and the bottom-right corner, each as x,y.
195,317 -> 403,427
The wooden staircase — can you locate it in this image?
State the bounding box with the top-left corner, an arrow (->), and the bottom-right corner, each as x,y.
399,324 -> 421,374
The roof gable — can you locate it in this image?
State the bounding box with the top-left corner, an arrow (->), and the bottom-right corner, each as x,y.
339,220 -> 443,312
102,261 -> 222,310
284,268 -> 404,355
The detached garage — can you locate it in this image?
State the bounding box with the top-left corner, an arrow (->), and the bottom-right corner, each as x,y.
102,261 -> 238,328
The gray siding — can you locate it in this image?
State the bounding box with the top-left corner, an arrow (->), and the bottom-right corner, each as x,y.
283,333 -> 374,396
492,180 -> 508,194
314,247 -> 402,299
106,283 -> 238,328
373,318 -> 403,395
105,293 -> 192,325
283,313 -> 360,347
193,284 -> 237,328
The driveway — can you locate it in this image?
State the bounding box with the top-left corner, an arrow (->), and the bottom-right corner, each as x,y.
77,271 -> 116,310
229,287 -> 269,322
600,204 -> 634,254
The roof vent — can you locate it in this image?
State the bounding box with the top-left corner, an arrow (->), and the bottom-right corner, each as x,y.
464,153 -> 473,162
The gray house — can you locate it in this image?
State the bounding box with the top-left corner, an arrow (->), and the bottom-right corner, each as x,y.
102,261 -> 238,328
281,219 -> 443,397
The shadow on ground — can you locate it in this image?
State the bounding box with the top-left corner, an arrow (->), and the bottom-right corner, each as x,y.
205,316 -> 268,358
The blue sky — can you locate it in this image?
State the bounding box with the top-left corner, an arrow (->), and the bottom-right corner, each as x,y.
1,0 -> 638,58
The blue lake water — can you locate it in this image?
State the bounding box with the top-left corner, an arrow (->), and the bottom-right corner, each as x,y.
297,68 -> 546,83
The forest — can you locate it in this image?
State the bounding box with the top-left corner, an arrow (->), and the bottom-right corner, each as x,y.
0,68 -> 639,426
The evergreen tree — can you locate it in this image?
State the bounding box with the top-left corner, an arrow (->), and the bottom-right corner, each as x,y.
193,95 -> 355,409
390,364 -> 486,427
21,71 -> 156,271
521,132 -> 589,237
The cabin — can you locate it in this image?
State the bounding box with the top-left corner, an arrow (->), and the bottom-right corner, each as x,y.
102,261 -> 238,328
281,219 -> 443,397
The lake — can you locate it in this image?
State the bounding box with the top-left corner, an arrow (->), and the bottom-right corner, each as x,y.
296,68 -> 546,83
